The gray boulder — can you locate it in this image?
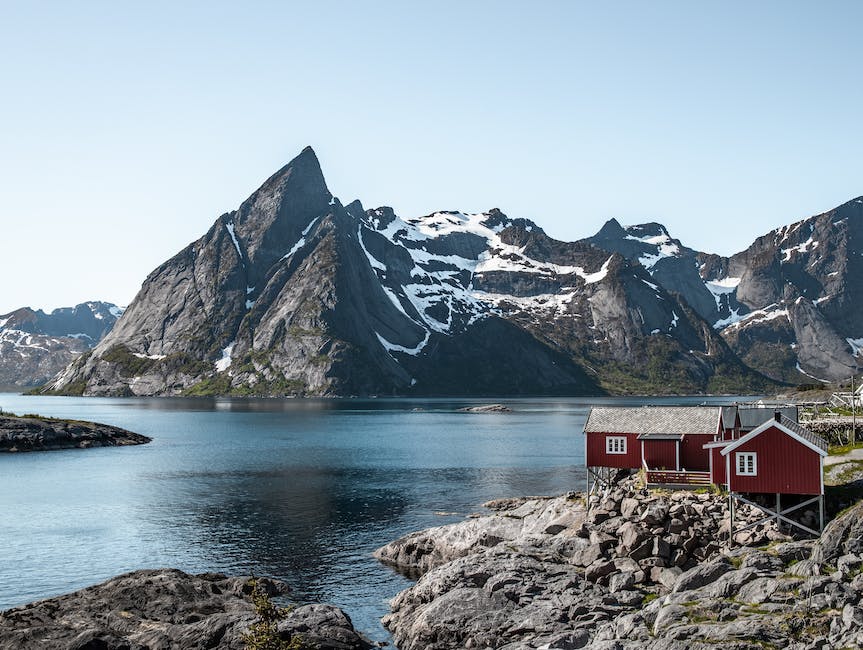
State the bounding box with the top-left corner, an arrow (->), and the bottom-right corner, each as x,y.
0,569 -> 370,650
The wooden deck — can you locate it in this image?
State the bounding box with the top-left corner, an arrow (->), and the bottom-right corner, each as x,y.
646,469 -> 711,487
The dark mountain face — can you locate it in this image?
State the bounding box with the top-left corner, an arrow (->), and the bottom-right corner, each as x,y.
583,199 -> 863,383
42,149 -> 858,397
0,302 -> 122,387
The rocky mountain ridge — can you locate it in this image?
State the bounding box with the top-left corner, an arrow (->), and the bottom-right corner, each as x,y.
0,302 -> 122,388
589,198 -> 863,384
41,148 -> 861,396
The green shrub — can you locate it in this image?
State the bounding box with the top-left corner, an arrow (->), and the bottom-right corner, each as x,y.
243,579 -> 304,650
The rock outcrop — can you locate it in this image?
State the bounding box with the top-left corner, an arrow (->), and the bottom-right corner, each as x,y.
0,301 -> 122,388
376,477 -> 861,650
0,569 -> 371,650
0,413 -> 150,451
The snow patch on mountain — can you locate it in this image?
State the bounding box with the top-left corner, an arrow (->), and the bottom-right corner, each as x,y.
215,342 -> 235,372
225,222 -> 242,260
375,331 -> 430,356
781,237 -> 818,262
283,217 -> 320,260
847,338 -> 863,357
724,304 -> 790,330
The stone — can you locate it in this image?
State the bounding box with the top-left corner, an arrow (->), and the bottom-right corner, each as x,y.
620,497 -> 640,519
618,521 -> 650,552
590,530 -> 617,547
652,566 -> 683,590
672,558 -> 732,593
788,559 -> 822,578
639,501 -> 669,526
278,604 -> 370,650
608,571 -> 636,593
666,518 -> 687,534
652,537 -> 671,560
736,576 -> 782,604
842,604 -> 863,629
652,604 -> 687,634
570,544 -> 605,568
585,559 -> 617,582
741,550 -> 784,572
628,537 -> 655,561
772,541 -> 812,565
0,569 -> 370,650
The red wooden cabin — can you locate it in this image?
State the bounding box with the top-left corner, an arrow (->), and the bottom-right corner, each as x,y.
584,406 -> 724,488
705,413 -> 827,534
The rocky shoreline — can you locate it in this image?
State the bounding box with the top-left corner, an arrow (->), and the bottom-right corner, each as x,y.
5,478 -> 863,649
0,413 -> 151,452
0,569 -> 371,650
375,477 -> 863,649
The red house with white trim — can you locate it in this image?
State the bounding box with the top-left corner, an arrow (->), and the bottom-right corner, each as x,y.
582,405 -> 828,534
705,413 -> 826,494
584,406 -> 724,488
705,413 -> 827,534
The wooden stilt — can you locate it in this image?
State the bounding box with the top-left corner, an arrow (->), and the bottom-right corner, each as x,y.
729,493 -> 823,537
819,495 -> 825,532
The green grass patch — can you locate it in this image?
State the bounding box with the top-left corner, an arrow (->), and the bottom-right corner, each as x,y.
829,441 -> 863,456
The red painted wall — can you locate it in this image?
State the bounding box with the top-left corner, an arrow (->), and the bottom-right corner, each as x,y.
586,432 -> 641,469
726,425 -> 822,495
711,447 -> 727,485
680,434 -> 712,471
643,440 -> 677,470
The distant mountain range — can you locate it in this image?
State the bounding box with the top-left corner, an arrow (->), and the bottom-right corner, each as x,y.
40,147 -> 862,396
0,302 -> 123,388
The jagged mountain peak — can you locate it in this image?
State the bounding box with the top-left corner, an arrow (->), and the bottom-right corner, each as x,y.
594,218 -> 626,239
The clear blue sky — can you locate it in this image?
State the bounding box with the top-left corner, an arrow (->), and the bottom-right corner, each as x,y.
2,1 -> 862,314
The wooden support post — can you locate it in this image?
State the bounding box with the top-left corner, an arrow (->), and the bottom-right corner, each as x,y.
776,493 -> 781,527
728,492 -> 734,546
819,495 -> 825,532
731,493 -> 823,537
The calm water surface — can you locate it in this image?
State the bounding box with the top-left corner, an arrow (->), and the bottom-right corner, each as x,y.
0,394 -> 752,641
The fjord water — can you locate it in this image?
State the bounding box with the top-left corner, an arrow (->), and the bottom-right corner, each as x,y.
0,394 -> 748,641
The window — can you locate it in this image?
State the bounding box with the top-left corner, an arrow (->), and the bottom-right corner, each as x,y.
606,436 -> 627,455
736,452 -> 757,476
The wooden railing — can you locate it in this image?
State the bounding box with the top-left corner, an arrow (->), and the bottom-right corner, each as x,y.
646,470 -> 711,486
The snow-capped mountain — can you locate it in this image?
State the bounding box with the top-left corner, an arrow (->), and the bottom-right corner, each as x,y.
584,197 -> 863,383
44,148 -> 776,397
0,302 -> 123,387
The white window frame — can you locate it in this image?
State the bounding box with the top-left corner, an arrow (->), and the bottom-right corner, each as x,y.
736,451 -> 757,476
606,436 -> 627,455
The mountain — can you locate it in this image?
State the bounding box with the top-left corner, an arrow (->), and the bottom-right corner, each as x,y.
0,302 -> 123,388
43,148 -> 781,397
587,198 -> 863,383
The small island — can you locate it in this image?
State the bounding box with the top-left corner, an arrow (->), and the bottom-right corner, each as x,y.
0,412 -> 151,452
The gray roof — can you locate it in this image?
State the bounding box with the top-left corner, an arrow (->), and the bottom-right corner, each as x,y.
584,407 -> 721,435
777,415 -> 828,453
721,406 -> 738,429
637,433 -> 684,440
739,406 -> 798,431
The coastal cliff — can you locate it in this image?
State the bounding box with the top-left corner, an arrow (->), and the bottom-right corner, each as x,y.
376,477 -> 863,649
